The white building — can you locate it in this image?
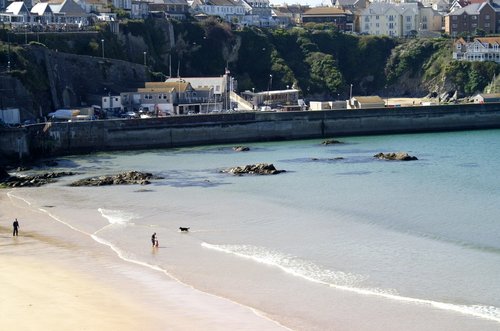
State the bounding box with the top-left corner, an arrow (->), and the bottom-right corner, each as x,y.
191,0 -> 246,23
453,37 -> 500,63
359,2 -> 420,37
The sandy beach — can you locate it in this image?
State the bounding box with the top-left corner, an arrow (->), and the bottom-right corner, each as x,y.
0,190 -> 287,331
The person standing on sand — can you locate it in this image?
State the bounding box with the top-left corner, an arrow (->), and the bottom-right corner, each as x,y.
151,232 -> 156,247
13,218 -> 19,236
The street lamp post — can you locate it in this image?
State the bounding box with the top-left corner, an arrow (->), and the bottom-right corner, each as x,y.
143,51 -> 147,66
101,39 -> 105,58
267,74 -> 272,107
25,25 -> 28,45
349,83 -> 353,109
7,32 -> 11,72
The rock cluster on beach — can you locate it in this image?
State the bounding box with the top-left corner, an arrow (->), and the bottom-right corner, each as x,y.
70,171 -> 161,186
0,171 -> 77,188
233,146 -> 250,152
374,152 -> 418,161
222,163 -> 286,175
321,139 -> 343,145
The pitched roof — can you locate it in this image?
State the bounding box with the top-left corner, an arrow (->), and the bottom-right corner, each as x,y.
475,36 -> 500,44
335,0 -> 359,6
352,96 -> 385,103
150,0 -> 188,4
476,93 -> 500,99
362,2 -> 418,15
144,81 -> 192,92
50,0 -> 87,15
203,0 -> 241,6
31,2 -> 53,15
272,4 -> 309,15
362,2 -> 395,15
449,2 -> 491,15
303,7 -> 347,16
6,1 -> 28,15
454,37 -> 467,45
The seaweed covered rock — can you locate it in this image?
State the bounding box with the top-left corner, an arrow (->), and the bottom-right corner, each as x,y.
321,139 -> 343,145
233,146 -> 250,152
223,163 -> 286,175
374,152 -> 418,161
0,172 -> 77,188
70,171 -> 161,186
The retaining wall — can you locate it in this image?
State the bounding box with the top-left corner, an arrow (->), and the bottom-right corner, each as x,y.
2,103 -> 500,165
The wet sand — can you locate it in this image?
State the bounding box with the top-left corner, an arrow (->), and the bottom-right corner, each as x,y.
0,190 -> 287,331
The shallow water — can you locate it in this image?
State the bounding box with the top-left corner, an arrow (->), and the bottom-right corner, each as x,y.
10,129 -> 500,330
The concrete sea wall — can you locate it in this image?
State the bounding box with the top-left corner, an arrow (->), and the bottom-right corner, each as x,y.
2,103 -> 500,165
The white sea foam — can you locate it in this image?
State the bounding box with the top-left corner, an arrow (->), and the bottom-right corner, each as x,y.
98,208 -> 137,225
202,242 -> 500,324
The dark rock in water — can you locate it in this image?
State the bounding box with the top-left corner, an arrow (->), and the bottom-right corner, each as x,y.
222,163 -> 286,175
70,171 -> 162,186
321,139 -> 343,145
0,171 -> 77,188
374,152 -> 418,161
233,146 -> 250,152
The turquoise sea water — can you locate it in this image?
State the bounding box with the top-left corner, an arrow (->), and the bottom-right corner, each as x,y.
11,129 -> 500,330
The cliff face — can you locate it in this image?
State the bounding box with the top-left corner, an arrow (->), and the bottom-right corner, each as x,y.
0,75 -> 34,118
5,46 -> 148,119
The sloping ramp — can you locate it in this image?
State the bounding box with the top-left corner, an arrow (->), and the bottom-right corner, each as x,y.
230,91 -> 254,111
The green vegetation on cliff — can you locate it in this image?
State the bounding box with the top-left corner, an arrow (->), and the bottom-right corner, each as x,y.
385,38 -> 499,97
2,19 -> 500,113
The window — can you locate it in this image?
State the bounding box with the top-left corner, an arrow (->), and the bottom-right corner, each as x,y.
486,15 -> 490,19
365,24 -> 369,30
406,16 -> 411,22
389,22 -> 394,29
422,23 -> 427,29
472,15 -> 477,20
376,23 -> 379,27
388,15 -> 394,22
376,15 -> 379,20
452,16 -> 457,21
422,16 -> 427,22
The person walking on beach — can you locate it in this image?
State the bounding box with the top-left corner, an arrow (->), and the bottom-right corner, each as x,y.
151,232 -> 157,247
13,218 -> 19,236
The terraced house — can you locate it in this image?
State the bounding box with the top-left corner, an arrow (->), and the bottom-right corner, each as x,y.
453,36 -> 500,62
302,6 -> 353,31
191,0 -> 246,23
445,1 -> 496,36
359,2 -> 419,37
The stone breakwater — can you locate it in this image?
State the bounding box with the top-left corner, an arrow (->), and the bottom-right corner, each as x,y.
2,103 -> 500,165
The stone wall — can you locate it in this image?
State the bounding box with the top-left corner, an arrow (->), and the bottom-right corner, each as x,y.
0,75 -> 35,120
2,103 -> 500,165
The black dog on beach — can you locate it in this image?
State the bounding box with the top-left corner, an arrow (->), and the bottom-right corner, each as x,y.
179,227 -> 190,232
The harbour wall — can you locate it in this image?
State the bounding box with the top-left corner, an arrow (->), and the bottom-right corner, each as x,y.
2,103 -> 500,165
